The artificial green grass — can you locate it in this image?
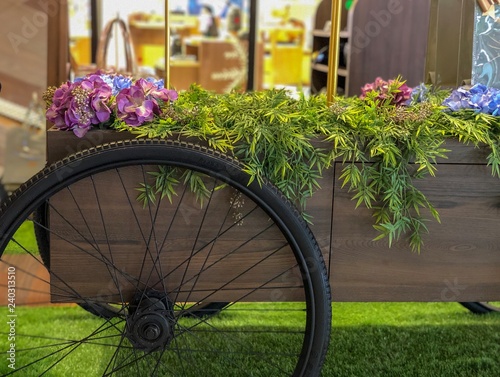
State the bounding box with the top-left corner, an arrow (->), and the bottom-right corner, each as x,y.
326,302 -> 500,377
1,302 -> 499,376
1,221 -> 499,374
4,221 -> 38,255
1,303 -> 306,376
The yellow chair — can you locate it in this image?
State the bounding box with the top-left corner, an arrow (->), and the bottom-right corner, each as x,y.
268,28 -> 304,87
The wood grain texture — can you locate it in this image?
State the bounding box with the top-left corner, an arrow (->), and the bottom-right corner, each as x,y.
0,255 -> 50,306
331,161 -> 500,301
46,130 -> 500,302
49,165 -> 309,302
348,0 -> 431,96
46,131 -> 333,303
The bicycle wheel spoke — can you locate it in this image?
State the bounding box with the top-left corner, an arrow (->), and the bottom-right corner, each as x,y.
0,140 -> 330,376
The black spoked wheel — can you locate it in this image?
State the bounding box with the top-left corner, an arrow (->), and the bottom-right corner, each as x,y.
0,140 -> 331,376
459,302 -> 500,314
35,199 -> 229,320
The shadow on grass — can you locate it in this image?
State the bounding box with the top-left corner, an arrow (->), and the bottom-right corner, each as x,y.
325,323 -> 500,377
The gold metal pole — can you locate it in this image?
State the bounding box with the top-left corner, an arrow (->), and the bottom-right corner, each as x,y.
164,0 -> 171,88
326,0 -> 343,103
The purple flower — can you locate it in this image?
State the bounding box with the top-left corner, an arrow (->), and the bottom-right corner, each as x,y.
115,78 -> 178,126
407,83 -> 429,105
116,83 -> 159,126
46,71 -> 179,135
442,90 -> 467,112
46,74 -> 113,137
86,75 -> 113,122
46,82 -> 72,129
392,82 -> 412,106
137,78 -> 178,102
146,77 -> 165,90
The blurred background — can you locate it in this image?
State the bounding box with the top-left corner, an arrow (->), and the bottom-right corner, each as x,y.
0,0 -> 472,192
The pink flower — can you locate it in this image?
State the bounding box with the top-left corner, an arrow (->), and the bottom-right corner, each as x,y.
360,77 -> 412,106
392,82 -> 412,106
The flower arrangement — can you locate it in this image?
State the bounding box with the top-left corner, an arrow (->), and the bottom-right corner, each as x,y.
44,73 -> 500,251
44,72 -> 178,137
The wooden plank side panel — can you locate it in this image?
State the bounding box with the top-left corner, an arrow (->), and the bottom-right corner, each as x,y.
49,165 -> 307,302
46,130 -> 500,303
45,130 -> 492,166
331,162 -> 500,301
46,130 -> 333,303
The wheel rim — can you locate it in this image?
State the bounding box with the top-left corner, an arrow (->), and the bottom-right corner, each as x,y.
0,141 -> 330,376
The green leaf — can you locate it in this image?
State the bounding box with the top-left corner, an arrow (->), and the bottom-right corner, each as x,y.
108,84 -> 500,251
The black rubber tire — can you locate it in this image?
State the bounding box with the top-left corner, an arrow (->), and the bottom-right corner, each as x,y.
0,139 -> 331,376
459,302 -> 500,314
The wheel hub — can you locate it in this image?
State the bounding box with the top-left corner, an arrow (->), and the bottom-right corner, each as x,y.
126,291 -> 175,352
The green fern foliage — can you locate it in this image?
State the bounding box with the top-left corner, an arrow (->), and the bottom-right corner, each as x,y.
114,83 -> 500,252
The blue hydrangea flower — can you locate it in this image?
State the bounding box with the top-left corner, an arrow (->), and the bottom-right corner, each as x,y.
112,75 -> 133,95
487,89 -> 500,115
408,83 -> 429,104
443,84 -> 500,115
100,74 -> 114,89
468,84 -> 490,113
443,88 -> 469,111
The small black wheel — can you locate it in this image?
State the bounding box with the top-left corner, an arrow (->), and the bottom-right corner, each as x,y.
459,302 -> 500,314
0,180 -> 7,203
0,139 -> 331,376
181,301 -> 230,318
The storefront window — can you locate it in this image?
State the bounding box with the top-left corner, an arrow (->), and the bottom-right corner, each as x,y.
92,0 -> 253,93
258,0 -> 321,92
69,0 -> 92,68
73,0 -> 322,94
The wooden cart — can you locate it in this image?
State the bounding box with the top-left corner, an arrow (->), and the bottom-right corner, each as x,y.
2,125 -> 498,376
1,1 -> 499,375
